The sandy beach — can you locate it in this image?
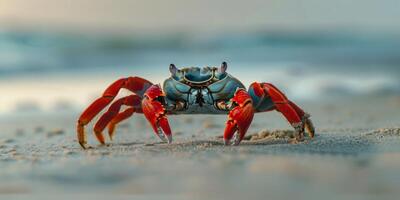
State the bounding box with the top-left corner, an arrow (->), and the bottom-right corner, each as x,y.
0,96 -> 399,199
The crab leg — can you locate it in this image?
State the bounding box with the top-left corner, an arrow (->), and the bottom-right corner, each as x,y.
141,85 -> 173,143
77,77 -> 152,149
223,89 -> 255,145
107,107 -> 136,140
93,94 -> 142,144
249,82 -> 315,140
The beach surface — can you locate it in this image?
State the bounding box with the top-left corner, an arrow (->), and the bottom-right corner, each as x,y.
0,96 -> 399,199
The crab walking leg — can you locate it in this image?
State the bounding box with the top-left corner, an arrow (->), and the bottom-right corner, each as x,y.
93,95 -> 142,144
107,107 -> 135,140
223,89 -> 255,145
249,82 -> 315,140
287,100 -> 315,137
141,85 -> 173,143
77,76 -> 152,149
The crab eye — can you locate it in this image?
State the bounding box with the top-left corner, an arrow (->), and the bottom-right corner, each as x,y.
220,62 -> 228,73
169,64 -> 178,75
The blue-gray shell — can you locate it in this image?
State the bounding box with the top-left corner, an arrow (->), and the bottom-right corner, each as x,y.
163,74 -> 246,114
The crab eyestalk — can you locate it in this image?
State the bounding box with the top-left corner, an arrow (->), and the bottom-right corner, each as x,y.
141,85 -> 173,143
219,61 -> 227,73
223,89 -> 255,145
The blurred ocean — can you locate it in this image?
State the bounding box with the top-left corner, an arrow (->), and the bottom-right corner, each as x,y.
1,30 -> 399,113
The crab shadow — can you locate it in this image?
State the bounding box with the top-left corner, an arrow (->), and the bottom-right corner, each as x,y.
114,138 -> 291,148
90,129 -> 379,156
174,133 -> 376,156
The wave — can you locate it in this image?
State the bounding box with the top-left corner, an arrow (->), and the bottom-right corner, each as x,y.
1,30 -> 400,75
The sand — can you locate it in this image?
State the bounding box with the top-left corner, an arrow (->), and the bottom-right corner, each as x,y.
0,96 -> 400,199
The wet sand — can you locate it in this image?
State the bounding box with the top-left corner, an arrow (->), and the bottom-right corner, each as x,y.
0,96 -> 400,199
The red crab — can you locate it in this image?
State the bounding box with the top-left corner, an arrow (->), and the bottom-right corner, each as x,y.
77,62 -> 314,149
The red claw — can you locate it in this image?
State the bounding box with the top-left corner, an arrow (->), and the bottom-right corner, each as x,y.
224,89 -> 255,145
141,85 -> 173,143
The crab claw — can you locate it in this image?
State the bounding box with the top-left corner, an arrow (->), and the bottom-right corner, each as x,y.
223,89 -> 255,145
142,85 -> 173,143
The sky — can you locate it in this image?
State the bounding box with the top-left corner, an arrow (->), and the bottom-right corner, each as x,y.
0,0 -> 399,33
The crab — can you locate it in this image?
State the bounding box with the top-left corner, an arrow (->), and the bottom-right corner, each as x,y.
76,62 -> 315,149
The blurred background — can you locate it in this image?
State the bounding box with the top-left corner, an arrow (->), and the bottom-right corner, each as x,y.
0,0 -> 399,113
